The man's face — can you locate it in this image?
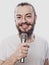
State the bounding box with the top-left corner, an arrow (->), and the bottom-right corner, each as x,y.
15,5 -> 36,37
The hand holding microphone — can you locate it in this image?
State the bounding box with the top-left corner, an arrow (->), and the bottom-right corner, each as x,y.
15,33 -> 29,63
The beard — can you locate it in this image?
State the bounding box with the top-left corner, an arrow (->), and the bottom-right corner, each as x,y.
16,20 -> 35,38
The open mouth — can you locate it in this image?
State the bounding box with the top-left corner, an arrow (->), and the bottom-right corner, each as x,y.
18,24 -> 30,32
21,24 -> 29,29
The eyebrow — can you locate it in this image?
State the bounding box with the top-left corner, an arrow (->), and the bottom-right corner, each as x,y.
16,14 -> 21,16
16,13 -> 32,16
26,13 -> 32,15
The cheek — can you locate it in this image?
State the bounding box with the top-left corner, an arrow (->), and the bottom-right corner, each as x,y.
26,18 -> 34,24
15,20 -> 22,26
26,25 -> 32,31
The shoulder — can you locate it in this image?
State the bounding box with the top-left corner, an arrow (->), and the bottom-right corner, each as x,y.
35,35 -> 48,44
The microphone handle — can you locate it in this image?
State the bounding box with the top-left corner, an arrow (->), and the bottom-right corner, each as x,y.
20,57 -> 25,63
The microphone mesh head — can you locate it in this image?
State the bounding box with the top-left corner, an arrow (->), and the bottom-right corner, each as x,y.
21,33 -> 27,39
21,33 -> 28,42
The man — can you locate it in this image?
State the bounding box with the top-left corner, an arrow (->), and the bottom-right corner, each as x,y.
0,2 -> 49,65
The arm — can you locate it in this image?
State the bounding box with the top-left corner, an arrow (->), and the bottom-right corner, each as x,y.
0,43 -> 29,65
44,59 -> 49,65
0,60 -> 4,65
0,53 -> 20,65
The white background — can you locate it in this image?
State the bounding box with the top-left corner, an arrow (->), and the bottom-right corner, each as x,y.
0,0 -> 49,44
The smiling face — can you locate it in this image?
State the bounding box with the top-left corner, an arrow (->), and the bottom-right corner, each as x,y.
14,5 -> 37,37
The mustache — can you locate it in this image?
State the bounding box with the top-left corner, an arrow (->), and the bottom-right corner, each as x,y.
18,22 -> 33,26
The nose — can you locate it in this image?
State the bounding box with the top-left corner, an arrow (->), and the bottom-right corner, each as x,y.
22,16 -> 26,23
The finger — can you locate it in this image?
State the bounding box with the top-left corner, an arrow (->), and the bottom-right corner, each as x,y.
22,43 -> 30,48
22,50 -> 28,54
21,46 -> 28,51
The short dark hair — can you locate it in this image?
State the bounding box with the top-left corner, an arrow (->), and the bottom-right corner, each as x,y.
16,2 -> 36,16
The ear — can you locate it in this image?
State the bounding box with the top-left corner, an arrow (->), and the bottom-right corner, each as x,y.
34,15 -> 37,24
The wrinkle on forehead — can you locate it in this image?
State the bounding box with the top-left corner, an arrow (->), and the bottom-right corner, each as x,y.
15,5 -> 34,15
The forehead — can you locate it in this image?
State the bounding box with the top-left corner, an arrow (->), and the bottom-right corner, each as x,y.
15,5 -> 34,15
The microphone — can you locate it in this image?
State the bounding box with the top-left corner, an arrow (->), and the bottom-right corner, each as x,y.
20,33 -> 27,63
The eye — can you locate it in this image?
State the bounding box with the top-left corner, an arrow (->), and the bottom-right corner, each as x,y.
27,15 -> 32,18
17,16 -> 21,19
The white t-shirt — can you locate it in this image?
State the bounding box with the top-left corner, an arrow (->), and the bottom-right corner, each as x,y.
0,34 -> 49,65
